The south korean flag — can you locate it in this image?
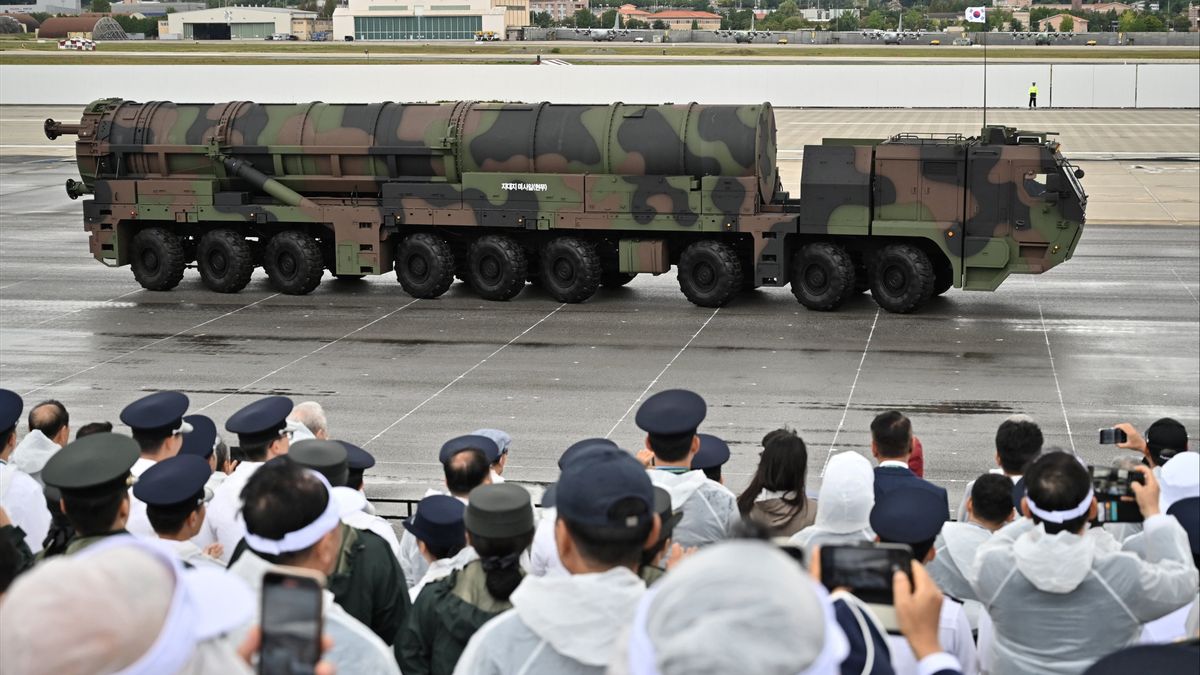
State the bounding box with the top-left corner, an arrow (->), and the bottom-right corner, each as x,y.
964,6 -> 987,22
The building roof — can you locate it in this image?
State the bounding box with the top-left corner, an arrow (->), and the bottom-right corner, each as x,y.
648,10 -> 721,19
38,15 -> 103,37
1,13 -> 41,29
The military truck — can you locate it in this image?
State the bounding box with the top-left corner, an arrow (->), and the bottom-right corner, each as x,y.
46,99 -> 1086,313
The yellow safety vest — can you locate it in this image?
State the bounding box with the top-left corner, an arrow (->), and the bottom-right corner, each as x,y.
1029,86 -> 1038,95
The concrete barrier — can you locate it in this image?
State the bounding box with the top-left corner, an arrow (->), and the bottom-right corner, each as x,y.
1,63 -> 1196,107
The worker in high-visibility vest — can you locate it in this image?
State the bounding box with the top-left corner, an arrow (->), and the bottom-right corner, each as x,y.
1028,82 -> 1039,109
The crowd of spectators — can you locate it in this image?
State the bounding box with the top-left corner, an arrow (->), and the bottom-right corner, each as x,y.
0,385 -> 1196,675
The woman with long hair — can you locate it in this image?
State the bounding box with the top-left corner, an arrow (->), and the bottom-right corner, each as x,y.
399,483 -> 535,675
737,428 -> 818,536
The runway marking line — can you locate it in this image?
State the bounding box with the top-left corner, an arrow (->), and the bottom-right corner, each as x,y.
363,303 -> 566,447
1171,268 -> 1199,304
604,307 -> 720,440
819,307 -> 880,478
195,297 -> 422,413
1033,277 -> 1077,455
19,293 -> 279,398
30,288 -> 143,326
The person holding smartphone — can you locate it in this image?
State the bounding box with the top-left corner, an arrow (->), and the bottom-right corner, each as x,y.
968,451 -> 1198,674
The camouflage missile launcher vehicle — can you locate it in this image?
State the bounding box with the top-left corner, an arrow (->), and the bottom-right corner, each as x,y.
47,99 -> 1087,313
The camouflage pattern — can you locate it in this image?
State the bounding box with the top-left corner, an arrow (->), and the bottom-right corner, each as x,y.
49,98 -> 1085,307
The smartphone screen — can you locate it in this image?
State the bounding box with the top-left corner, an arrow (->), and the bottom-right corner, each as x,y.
260,572 -> 323,675
820,544 -> 913,605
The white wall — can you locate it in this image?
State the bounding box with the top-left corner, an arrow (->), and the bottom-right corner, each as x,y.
1,63 -> 1195,107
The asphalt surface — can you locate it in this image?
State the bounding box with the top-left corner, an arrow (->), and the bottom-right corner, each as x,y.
1,156 -> 1197,513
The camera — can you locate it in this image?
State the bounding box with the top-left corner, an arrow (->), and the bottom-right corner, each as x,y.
1088,464 -> 1144,524
820,543 -> 913,606
1098,428 -> 1128,445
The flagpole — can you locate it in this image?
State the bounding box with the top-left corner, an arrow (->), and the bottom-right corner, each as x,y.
982,26 -> 988,129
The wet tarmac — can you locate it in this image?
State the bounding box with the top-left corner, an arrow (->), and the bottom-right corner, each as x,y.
1,155 -> 1197,510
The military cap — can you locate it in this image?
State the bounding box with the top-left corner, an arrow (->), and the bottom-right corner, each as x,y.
692,434 -> 731,471
120,391 -> 192,437
42,432 -> 138,496
472,428 -> 512,457
559,437 -> 620,469
132,455 -> 213,507
338,440 -> 376,471
869,487 -> 948,545
635,389 -> 707,436
179,415 -> 218,460
439,434 -> 500,464
557,448 -> 654,529
289,439 -> 349,488
1146,418 -> 1188,463
225,396 -> 293,446
403,495 -> 466,551
465,483 -> 535,538
0,388 -> 22,431
653,486 -> 683,540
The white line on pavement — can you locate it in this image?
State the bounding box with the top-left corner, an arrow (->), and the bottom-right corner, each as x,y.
363,303 -> 566,446
1171,268 -> 1199,304
1034,277 -> 1077,455
820,307 -> 881,477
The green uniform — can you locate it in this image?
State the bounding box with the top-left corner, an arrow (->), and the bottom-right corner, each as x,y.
0,525 -> 34,577
63,529 -> 130,556
328,523 -> 410,647
639,564 -> 666,587
398,560 -> 515,675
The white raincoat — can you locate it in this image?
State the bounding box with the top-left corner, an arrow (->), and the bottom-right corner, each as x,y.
529,505 -> 567,577
9,430 -> 59,485
206,461 -> 264,564
646,470 -> 738,549
0,460 -> 50,553
790,452 -> 875,552
228,551 -> 399,675
453,566 -> 645,675
969,515 -> 1198,675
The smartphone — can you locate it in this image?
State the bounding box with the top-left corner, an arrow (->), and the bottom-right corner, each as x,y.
1098,428 -> 1128,445
772,537 -> 805,566
820,543 -> 913,605
259,569 -> 324,675
1088,464 -> 1145,524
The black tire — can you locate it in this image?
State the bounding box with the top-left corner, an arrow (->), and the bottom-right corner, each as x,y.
678,240 -> 742,308
601,271 -> 637,288
197,229 -> 253,293
540,237 -> 601,303
130,227 -> 186,291
396,232 -> 455,299
263,230 -> 324,295
932,259 -> 954,296
467,235 -> 527,301
870,243 -> 935,314
790,242 -> 856,311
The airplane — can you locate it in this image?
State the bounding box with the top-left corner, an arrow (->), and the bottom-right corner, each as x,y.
1013,30 -> 1069,45
575,11 -> 630,41
714,12 -> 771,44
861,14 -> 922,44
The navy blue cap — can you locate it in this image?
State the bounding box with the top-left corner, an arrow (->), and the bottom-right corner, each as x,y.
559,437 -> 620,469
1083,645 -> 1200,675
133,454 -> 212,507
338,440 -> 376,471
1167,497 -> 1199,558
403,495 -> 466,551
692,433 -> 731,470
225,396 -> 293,445
0,389 -> 22,431
541,483 -> 559,509
635,389 -> 706,436
42,432 -> 138,495
439,434 -> 501,464
556,448 -> 655,528
180,415 -> 217,459
120,391 -> 191,436
870,487 -> 948,544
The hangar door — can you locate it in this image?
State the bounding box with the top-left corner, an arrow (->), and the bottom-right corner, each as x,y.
184,22 -> 273,39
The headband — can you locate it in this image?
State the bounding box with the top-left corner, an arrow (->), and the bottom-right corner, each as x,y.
1026,488 -> 1094,524
240,470 -> 341,555
624,580 -> 848,675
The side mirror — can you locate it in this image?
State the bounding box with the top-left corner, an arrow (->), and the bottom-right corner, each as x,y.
1074,168 -> 1085,179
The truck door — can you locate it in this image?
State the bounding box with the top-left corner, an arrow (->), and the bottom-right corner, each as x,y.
961,147 -> 1015,290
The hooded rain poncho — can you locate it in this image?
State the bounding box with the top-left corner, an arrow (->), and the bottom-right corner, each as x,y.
790,452 -> 875,552
646,470 -> 739,549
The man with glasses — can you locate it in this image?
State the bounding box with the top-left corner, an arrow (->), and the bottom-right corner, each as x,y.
119,391 -> 193,538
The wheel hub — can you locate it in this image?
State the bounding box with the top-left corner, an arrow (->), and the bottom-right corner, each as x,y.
209,250 -> 228,275
141,249 -> 159,272
804,264 -> 828,291
279,252 -> 297,277
408,254 -> 429,281
883,265 -> 906,292
553,258 -> 574,283
480,255 -> 501,283
693,262 -> 716,290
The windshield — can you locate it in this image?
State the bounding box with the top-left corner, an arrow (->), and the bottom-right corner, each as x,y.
1057,154 -> 1087,206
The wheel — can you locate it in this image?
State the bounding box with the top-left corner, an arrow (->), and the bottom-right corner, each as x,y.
197,229 -> 253,293
870,243 -> 935,314
130,227 -> 186,291
932,259 -> 954,296
790,242 -> 856,311
677,240 -> 742,308
540,237 -> 601,303
467,235 -> 527,301
263,230 -> 324,295
601,271 -> 637,288
396,232 -> 455,299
